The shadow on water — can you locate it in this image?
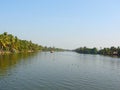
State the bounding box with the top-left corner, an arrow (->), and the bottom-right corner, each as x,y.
0,52 -> 38,76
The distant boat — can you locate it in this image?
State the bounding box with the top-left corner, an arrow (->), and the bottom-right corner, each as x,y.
50,50 -> 54,53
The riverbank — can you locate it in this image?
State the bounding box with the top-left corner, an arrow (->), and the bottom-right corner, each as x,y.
0,51 -> 11,55
75,46 -> 120,57
0,50 -> 35,55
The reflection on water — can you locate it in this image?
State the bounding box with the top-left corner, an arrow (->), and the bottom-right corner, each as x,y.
0,52 -> 120,90
0,53 -> 37,76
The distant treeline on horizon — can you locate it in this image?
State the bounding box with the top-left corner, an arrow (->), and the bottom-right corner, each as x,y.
75,46 -> 120,56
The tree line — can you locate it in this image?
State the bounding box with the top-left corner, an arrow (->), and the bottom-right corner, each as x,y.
0,32 -> 43,53
0,32 -> 64,54
42,46 -> 64,52
75,46 -> 120,56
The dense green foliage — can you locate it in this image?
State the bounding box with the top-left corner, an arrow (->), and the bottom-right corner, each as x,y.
98,47 -> 120,56
0,32 -> 43,53
75,47 -> 98,54
0,32 -> 64,54
75,46 -> 120,56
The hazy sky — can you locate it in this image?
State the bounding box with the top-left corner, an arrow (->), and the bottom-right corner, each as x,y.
0,0 -> 120,49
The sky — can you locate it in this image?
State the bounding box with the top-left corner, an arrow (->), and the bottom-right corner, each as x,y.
0,0 -> 120,49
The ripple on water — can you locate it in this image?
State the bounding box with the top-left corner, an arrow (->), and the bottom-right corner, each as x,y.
0,52 -> 120,90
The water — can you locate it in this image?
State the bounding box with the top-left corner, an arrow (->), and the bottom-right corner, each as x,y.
0,52 -> 120,90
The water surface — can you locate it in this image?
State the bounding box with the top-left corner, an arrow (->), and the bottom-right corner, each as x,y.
0,52 -> 120,90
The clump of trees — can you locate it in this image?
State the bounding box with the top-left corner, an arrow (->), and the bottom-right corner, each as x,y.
75,47 -> 98,54
98,47 -> 120,56
0,32 -> 64,54
75,46 -> 120,56
0,32 -> 43,53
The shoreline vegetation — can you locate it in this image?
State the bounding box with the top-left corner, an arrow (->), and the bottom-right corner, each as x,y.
1,32 -> 120,57
0,32 -> 63,55
75,47 -> 120,57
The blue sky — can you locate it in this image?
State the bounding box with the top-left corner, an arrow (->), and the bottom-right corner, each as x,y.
0,0 -> 120,49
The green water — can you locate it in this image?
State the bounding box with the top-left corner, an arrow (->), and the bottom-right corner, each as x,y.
0,52 -> 120,90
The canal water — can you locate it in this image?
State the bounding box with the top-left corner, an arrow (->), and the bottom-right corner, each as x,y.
0,52 -> 120,90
